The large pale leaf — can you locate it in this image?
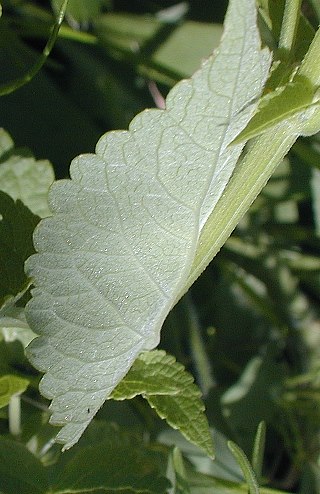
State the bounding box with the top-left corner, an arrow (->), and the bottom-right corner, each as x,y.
111,350 -> 214,459
25,0 -> 271,449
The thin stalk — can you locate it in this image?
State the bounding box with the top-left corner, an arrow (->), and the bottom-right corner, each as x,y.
8,395 -> 21,436
0,0 -> 69,96
297,27 -> 320,86
278,0 -> 302,58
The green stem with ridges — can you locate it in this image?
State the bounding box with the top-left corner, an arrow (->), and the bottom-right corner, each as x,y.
278,0 -> 302,58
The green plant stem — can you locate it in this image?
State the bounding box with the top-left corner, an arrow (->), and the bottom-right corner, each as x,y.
180,124 -> 300,301
8,395 -> 21,436
179,22 -> 320,301
278,0 -> 302,58
0,0 -> 69,96
297,27 -> 320,86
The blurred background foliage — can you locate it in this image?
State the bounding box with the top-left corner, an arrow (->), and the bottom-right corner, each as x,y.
1,0 -> 320,492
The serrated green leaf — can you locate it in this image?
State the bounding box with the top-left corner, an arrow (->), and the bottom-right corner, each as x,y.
111,350 -> 214,459
0,374 -> 29,408
25,0 -> 271,450
0,191 -> 39,305
0,437 -> 48,494
0,129 -> 54,218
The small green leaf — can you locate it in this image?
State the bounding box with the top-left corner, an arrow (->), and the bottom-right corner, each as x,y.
111,350 -> 214,460
251,422 -> 266,484
0,374 -> 29,408
0,191 -> 39,305
0,127 -> 13,155
0,130 -> 54,218
233,75 -> 316,143
0,437 -> 48,494
228,441 -> 259,494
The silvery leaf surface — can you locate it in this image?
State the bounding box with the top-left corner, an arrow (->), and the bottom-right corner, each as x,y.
25,0 -> 271,449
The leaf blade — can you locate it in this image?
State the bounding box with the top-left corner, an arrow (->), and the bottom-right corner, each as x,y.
111,350 -> 214,459
25,0 -> 271,449
0,375 -> 29,408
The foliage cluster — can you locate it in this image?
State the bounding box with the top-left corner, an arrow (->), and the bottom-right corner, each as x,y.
0,0 -> 320,493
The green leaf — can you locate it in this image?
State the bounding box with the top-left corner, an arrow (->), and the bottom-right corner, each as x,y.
0,437 -> 48,494
0,129 -> 54,218
0,191 -> 39,305
251,422 -> 266,484
227,442 -> 259,494
158,428 -> 242,483
0,127 -> 13,155
233,75 -> 316,143
111,350 -> 214,459
0,374 -> 29,408
25,0 -> 271,450
167,448 -> 290,494
52,432 -> 169,494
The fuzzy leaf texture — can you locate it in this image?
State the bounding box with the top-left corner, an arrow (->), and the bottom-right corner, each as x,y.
25,0 -> 271,449
111,350 -> 215,459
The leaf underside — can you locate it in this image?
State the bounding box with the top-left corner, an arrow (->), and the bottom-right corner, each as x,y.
25,0 -> 271,449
